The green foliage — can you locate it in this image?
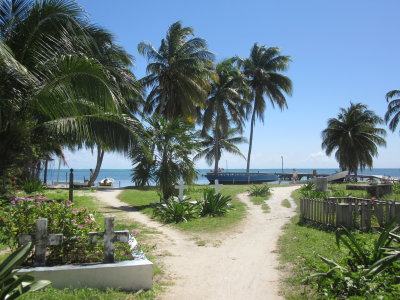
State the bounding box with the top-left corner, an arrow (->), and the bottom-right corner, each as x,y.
0,243 -> 50,299
130,116 -> 199,200
302,181 -> 315,191
393,182 -> 400,194
248,185 -> 271,197
308,224 -> 400,298
198,189 -> 232,217
299,189 -> 327,200
21,179 -> 45,194
321,102 -> 386,174
153,199 -> 199,223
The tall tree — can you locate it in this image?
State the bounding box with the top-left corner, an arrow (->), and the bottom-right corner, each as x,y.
202,58 -> 249,172
321,103 -> 386,174
195,126 -> 247,171
385,90 -> 400,134
0,0 -> 142,186
238,43 -> 292,172
138,21 -> 215,120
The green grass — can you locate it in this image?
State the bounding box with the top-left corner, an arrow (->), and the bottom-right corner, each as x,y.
20,283 -> 165,300
261,203 -> 270,213
277,189 -> 378,299
118,185 -> 256,233
281,199 -> 291,208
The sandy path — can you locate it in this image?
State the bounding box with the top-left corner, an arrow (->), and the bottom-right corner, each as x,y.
95,185 -> 299,300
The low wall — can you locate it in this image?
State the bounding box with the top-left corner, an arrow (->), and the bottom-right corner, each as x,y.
17,259 -> 153,291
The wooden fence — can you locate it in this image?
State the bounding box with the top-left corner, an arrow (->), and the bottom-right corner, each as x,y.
300,197 -> 400,231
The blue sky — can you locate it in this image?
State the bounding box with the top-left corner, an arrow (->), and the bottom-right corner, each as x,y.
61,0 -> 400,170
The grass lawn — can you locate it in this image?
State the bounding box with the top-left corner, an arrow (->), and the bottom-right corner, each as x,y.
1,189 -> 165,300
277,185 -> 384,299
118,184 -> 253,233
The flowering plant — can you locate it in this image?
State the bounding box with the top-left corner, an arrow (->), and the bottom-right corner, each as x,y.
0,195 -> 102,265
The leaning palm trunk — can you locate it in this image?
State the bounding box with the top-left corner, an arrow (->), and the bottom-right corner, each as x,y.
88,146 -> 105,186
214,128 -> 219,173
246,109 -> 256,173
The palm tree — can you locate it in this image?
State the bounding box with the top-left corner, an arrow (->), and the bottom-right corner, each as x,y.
202,58 -> 250,172
131,116 -> 199,200
0,0 -> 142,185
238,43 -> 292,172
195,126 -> 247,171
321,103 -> 386,175
138,21 -> 215,120
384,90 -> 400,133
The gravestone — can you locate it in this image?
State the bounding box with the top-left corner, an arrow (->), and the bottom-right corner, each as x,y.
19,218 -> 63,266
315,177 -> 328,192
212,179 -> 223,194
174,180 -> 188,202
89,216 -> 130,263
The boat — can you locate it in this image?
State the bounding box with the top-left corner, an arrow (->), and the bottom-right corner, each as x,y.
98,178 -> 114,186
205,172 -> 278,184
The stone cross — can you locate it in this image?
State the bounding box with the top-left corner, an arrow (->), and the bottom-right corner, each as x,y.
212,179 -> 223,194
89,216 -> 130,263
19,218 -> 63,267
174,179 -> 188,202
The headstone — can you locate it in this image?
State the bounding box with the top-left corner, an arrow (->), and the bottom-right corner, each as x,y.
174,180 -> 188,202
212,179 -> 223,194
89,216 -> 130,263
19,218 -> 63,266
315,177 -> 328,192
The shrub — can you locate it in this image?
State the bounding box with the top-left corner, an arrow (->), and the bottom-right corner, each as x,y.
199,189 -> 232,217
299,189 -> 327,199
248,185 -> 271,197
0,195 -> 137,265
393,182 -> 400,195
153,199 -> 198,223
21,178 -> 45,194
307,224 -> 400,298
301,181 -> 315,191
0,243 -> 50,299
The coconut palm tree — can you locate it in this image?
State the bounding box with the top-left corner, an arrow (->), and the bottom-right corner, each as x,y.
138,21 -> 215,120
321,103 -> 386,175
385,90 -> 400,133
0,0 -> 142,185
131,115 -> 199,200
195,126 -> 247,171
201,58 -> 250,172
238,43 -> 292,172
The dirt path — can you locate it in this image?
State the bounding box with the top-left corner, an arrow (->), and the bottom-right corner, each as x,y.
95,186 -> 299,300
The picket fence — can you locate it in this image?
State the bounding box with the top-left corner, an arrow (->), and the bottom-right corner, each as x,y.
300,197 -> 400,231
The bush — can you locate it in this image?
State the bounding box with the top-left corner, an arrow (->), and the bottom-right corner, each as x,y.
393,182 -> 400,194
199,189 -> 232,217
248,185 -> 271,197
153,198 -> 198,223
307,224 -> 400,298
0,195 -> 136,265
21,178 -> 45,194
299,189 -> 327,199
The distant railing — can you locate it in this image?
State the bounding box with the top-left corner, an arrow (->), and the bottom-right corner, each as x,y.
300,197 -> 400,231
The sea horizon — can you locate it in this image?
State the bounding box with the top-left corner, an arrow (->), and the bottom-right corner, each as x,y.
42,168 -> 400,187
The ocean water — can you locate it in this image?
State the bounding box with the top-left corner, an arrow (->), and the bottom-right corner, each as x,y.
43,168 -> 400,187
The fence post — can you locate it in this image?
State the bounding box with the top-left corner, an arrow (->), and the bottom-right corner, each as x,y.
69,168 -> 74,202
336,203 -> 351,229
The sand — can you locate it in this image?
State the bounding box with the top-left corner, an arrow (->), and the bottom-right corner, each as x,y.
95,185 -> 299,300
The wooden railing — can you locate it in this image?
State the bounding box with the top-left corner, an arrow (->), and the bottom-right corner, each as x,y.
300,197 -> 400,231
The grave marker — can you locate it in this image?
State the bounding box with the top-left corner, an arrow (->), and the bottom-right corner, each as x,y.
89,216 -> 130,263
212,179 -> 223,194
19,218 -> 63,266
174,180 -> 188,202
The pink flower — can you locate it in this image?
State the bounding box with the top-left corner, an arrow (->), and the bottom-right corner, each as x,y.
72,210 -> 78,214
77,225 -> 83,229
72,219 -> 77,223
10,200 -> 16,205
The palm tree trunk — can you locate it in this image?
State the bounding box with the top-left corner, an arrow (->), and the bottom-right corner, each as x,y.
246,109 -> 256,173
43,159 -> 48,184
88,146 -> 105,186
214,127 -> 219,173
